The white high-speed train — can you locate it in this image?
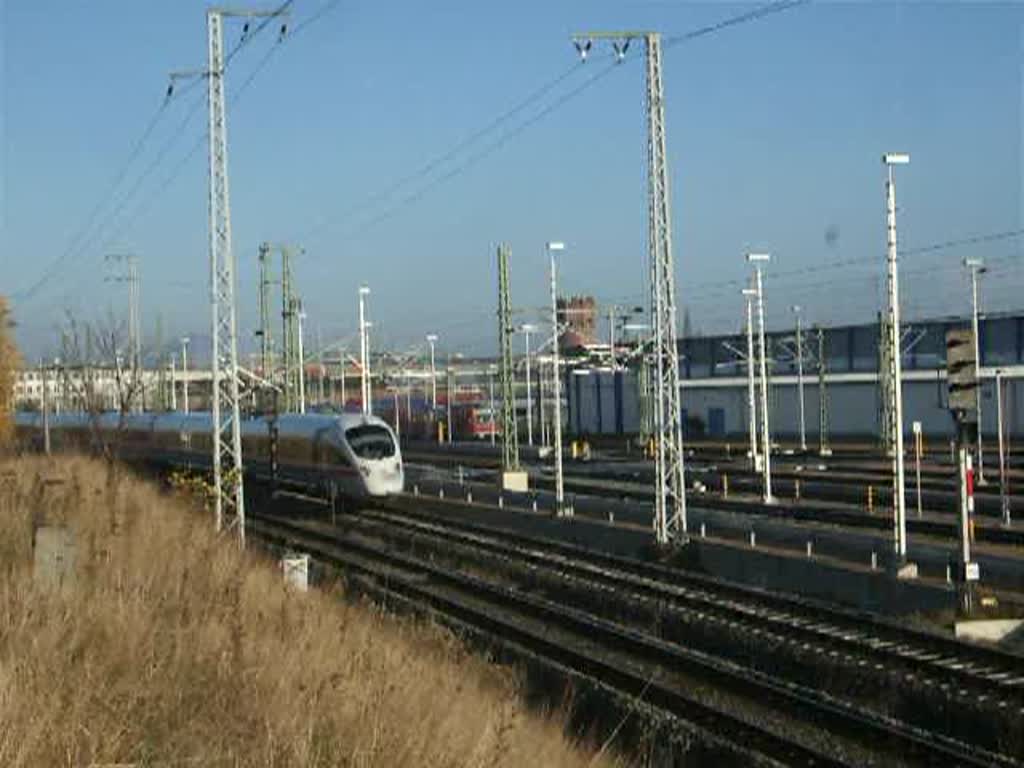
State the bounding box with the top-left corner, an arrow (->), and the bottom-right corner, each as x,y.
14,410 -> 404,498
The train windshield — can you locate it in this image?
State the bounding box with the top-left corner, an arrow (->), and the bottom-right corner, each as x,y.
345,425 -> 396,460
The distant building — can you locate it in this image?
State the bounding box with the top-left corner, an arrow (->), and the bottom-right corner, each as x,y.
557,295 -> 597,353
13,365 -> 211,413
566,310 -> 1024,439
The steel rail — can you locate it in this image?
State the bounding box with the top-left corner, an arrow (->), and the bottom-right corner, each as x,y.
250,511 -> 1017,768
371,498 -> 1024,688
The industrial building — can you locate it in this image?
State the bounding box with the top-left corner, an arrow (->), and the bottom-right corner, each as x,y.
566,311 -> 1024,440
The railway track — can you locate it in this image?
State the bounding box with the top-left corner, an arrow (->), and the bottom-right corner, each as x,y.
405,453 -> 1023,548
547,472 -> 1024,548
363,501 -> 1024,708
248,501 -> 1023,767
406,446 -> 1019,520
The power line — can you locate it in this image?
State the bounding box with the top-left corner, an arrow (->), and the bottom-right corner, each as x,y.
14,0 -> 309,306
12,98 -> 171,302
299,61 -> 586,241
304,1 -> 812,246
334,60 -> 620,243
115,18 -> 325,247
664,0 -> 810,48
678,228 -> 1024,303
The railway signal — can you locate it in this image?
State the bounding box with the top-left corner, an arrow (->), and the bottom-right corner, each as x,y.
946,327 -> 981,613
946,329 -> 978,414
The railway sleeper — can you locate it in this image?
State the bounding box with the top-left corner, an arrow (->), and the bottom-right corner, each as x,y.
347,513 -> 1024,760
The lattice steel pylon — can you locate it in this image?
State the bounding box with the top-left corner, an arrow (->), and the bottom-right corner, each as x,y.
642,33 -> 686,543
206,8 -> 282,545
104,253 -> 142,411
280,245 -> 301,412
816,325 -> 830,456
497,244 -> 520,470
573,31 -> 686,544
257,242 -> 274,380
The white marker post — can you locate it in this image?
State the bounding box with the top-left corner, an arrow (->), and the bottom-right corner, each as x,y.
912,421 -> 923,519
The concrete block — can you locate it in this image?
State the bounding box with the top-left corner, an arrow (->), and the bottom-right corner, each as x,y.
895,562 -> 919,580
954,619 -> 1024,644
501,471 -> 529,493
33,525 -> 76,591
282,554 -> 310,592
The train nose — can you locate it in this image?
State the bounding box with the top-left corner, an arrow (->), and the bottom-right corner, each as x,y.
363,460 -> 404,496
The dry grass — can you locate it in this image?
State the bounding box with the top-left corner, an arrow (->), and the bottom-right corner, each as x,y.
0,297 -> 19,444
0,455 -> 620,767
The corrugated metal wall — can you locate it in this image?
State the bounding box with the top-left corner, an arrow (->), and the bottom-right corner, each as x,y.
567,371 -> 1024,439
567,369 -> 640,436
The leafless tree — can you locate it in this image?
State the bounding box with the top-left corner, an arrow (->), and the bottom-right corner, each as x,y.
56,310 -> 148,467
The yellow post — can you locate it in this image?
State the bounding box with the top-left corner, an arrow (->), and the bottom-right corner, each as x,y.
438,422 -> 445,444
795,478 -> 801,501
867,485 -> 874,513
722,474 -> 729,498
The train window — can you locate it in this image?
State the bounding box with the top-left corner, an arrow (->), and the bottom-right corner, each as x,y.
345,425 -> 395,460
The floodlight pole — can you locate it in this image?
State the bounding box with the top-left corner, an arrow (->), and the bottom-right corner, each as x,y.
40,359 -> 50,455
748,253 -> 773,503
426,333 -> 438,410
816,326 -> 830,455
181,337 -> 190,414
170,357 -> 177,411
996,369 -> 1010,525
446,364 -> 454,444
883,153 -> 910,562
548,241 -> 568,516
742,288 -> 759,472
297,308 -> 306,414
965,258 -> 986,484
520,325 -> 536,446
793,305 -> 807,452
359,286 -> 371,415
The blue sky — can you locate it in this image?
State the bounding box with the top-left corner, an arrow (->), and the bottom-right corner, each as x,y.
2,0 -> 1023,362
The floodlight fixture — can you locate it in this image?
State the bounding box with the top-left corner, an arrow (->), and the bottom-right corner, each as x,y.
882,153 -> 910,166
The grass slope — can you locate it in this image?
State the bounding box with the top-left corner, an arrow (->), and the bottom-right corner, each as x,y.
0,456 -> 618,767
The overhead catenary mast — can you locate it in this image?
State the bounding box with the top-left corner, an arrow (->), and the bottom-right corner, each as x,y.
104,253 -> 142,412
257,242 -> 274,381
191,6 -> 286,545
497,244 -> 520,472
816,325 -> 830,456
574,31 -> 687,544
